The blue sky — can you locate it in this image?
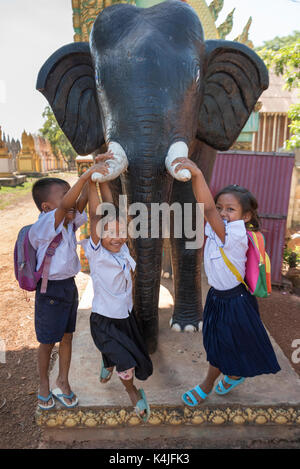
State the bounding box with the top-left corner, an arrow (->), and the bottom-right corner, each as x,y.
0,0 -> 299,141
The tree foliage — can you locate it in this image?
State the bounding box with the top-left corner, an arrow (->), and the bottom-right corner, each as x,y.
39,106 -> 77,167
256,31 -> 300,149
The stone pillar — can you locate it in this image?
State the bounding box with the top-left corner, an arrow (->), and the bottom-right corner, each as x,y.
18,130 -> 42,175
0,126 -> 14,177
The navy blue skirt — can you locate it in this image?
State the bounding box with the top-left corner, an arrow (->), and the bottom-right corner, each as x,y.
202,284 -> 281,377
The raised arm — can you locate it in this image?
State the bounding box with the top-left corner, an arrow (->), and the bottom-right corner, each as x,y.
172,158 -> 225,243
76,181 -> 89,214
55,156 -> 111,230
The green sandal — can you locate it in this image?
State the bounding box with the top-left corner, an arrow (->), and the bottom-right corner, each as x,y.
135,389 -> 151,423
100,360 -> 113,383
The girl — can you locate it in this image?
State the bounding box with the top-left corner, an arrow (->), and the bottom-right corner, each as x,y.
81,162 -> 153,421
171,158 -> 280,406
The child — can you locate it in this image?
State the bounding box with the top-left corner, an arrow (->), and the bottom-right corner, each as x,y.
171,158 -> 280,406
29,155 -> 111,410
80,175 -> 153,422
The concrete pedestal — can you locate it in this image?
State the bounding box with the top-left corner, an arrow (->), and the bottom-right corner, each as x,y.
37,272 -> 300,446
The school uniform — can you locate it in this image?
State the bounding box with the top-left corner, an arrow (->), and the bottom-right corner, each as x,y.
81,238 -> 153,381
203,220 -> 281,377
29,209 -> 87,344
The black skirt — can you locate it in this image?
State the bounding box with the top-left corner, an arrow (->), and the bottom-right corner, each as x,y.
90,309 -> 153,381
202,284 -> 281,377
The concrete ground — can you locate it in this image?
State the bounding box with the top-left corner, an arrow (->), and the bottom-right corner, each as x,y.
48,273 -> 300,411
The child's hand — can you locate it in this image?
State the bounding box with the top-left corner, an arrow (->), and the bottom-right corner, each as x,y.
94,150 -> 114,164
88,162 -> 110,181
171,158 -> 202,178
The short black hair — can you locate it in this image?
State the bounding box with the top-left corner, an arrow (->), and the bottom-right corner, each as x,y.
32,177 -> 70,211
214,185 -> 260,231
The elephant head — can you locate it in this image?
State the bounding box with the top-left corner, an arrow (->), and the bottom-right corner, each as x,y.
37,0 -> 268,352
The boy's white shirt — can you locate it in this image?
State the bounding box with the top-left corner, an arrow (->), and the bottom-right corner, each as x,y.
81,237 -> 136,319
204,219 -> 248,291
28,209 -> 88,280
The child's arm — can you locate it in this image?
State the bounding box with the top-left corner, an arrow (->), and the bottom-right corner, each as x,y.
55,156 -> 111,230
172,158 -> 226,243
88,180 -> 101,245
75,152 -> 114,213
88,178 -> 114,245
75,181 -> 89,214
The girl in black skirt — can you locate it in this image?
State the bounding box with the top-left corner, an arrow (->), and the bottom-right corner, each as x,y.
81,159 -> 153,421
171,158 -> 280,406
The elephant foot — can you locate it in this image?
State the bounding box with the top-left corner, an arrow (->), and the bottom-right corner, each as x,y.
169,317 -> 202,333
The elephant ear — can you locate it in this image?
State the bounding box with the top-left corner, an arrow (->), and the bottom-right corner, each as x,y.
36,42 -> 104,155
197,40 -> 269,151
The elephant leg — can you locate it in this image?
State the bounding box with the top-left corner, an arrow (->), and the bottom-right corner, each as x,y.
130,237 -> 164,354
169,179 -> 203,332
169,141 -> 217,332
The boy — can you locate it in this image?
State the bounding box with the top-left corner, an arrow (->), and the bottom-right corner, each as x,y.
29,154 -> 112,409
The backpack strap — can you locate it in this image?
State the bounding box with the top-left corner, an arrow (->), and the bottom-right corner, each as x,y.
219,247 -> 249,291
39,232 -> 63,294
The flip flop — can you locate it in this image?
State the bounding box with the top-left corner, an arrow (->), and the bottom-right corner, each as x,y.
182,385 -> 211,407
52,387 -> 78,408
37,392 -> 55,410
215,376 -> 245,395
135,388 -> 150,423
100,360 -> 113,383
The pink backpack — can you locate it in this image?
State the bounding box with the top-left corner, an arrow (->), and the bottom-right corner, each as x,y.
14,225 -> 62,293
219,230 -> 272,298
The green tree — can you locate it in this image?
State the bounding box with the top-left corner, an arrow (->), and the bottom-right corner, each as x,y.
39,106 -> 77,168
256,32 -> 300,149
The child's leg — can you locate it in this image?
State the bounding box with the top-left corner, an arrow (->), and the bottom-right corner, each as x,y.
38,342 -> 55,407
55,333 -> 77,405
185,364 -> 221,405
118,369 -> 146,417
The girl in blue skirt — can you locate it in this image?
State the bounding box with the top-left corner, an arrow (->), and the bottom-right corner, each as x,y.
172,158 -> 280,406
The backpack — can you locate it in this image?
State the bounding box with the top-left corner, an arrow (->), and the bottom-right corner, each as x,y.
219,230 -> 271,298
14,225 -> 62,294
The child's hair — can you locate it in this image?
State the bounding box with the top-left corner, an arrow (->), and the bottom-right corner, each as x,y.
99,204 -> 128,235
32,177 -> 70,211
214,184 -> 260,231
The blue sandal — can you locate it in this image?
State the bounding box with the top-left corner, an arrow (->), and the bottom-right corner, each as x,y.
37,392 -> 55,410
182,385 -> 211,407
52,387 -> 78,408
100,360 -> 113,383
135,388 -> 151,423
215,376 -> 245,395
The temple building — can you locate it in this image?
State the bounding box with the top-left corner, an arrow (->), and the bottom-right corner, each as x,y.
0,126 -> 26,186
252,71 -> 299,153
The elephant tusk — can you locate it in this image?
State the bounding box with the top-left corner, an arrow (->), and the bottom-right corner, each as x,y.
91,141 -> 128,182
165,141 -> 191,182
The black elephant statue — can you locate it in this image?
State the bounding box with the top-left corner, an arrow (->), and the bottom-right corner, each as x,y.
36,0 -> 268,353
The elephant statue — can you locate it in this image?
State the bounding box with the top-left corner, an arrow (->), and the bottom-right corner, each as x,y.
36,0 -> 268,354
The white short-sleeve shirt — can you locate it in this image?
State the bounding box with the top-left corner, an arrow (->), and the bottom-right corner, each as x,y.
81,238 -> 136,319
204,220 -> 248,291
28,209 -> 87,280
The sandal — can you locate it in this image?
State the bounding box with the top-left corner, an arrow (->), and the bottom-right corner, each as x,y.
215,376 -> 245,395
182,385 -> 211,407
100,360 -> 113,383
135,388 -> 150,423
52,387 -> 78,408
37,391 -> 55,410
